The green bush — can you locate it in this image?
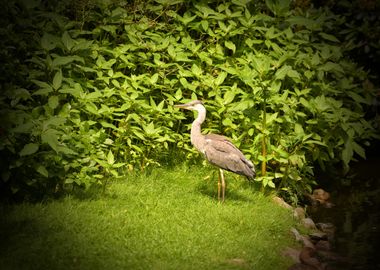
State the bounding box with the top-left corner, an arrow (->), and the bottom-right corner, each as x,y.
0,0 -> 378,201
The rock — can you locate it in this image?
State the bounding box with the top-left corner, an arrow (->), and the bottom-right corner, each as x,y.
290,228 -> 315,248
316,223 -> 336,234
272,196 -> 293,209
282,247 -> 301,263
300,247 -> 323,270
309,232 -> 328,241
312,189 -> 330,202
293,207 -> 306,220
290,227 -> 303,242
300,235 -> 315,249
305,188 -> 333,207
315,240 -> 331,251
302,217 -> 317,230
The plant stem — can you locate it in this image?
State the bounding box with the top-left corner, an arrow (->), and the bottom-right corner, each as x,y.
261,83 -> 267,177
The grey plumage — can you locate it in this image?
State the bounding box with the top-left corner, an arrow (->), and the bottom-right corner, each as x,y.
203,133 -> 255,179
175,100 -> 255,201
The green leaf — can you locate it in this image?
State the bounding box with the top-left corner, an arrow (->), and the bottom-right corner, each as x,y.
232,0 -> 251,6
157,100 -> 165,111
113,163 -> 125,168
294,123 -> 304,135
319,32 -> 340,43
48,96 -> 59,109
191,64 -> 202,77
265,26 -> 276,39
175,88 -> 183,100
347,91 -> 370,104
267,180 -> 276,188
57,146 -> 77,155
265,0 -> 290,16
41,33 -> 59,51
266,112 -> 279,125
32,79 -> 52,89
62,31 -> 75,51
287,69 -> 300,80
109,169 -> 119,177
275,65 -> 291,80
33,88 -> 53,96
224,41 -> 236,54
313,95 -> 330,112
223,91 -> 235,104
52,56 -> 84,68
319,62 -> 344,73
198,51 -> 213,65
43,116 -> 66,129
286,16 -> 317,30
85,91 -> 103,100
167,44 -> 176,59
215,72 -> 227,86
201,20 -> 208,31
85,102 -> 99,115
114,103 -> 131,112
155,0 -> 184,6
311,54 -> 320,66
59,86 -> 83,97
222,118 -> 234,127
131,129 -> 144,141
52,70 -> 62,90
72,39 -> 93,52
304,140 -> 326,146
20,143 -> 39,156
107,150 -> 115,165
144,122 -> 156,135
101,121 -> 118,130
179,12 -> 197,25
36,165 -> 49,177
41,129 -> 60,152
352,141 -> 366,159
194,3 -> 216,18
179,77 -> 196,90
342,140 -> 353,166
150,73 -> 159,85
227,100 -> 252,112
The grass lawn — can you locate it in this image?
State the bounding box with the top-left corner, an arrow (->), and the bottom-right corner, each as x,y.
0,165 -> 298,270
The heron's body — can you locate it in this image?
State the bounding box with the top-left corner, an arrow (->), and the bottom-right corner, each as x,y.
175,100 -> 255,201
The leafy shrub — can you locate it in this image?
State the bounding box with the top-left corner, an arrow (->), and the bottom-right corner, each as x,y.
0,0 -> 378,201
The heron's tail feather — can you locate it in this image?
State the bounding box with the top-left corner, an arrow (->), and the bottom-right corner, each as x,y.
242,159 -> 255,180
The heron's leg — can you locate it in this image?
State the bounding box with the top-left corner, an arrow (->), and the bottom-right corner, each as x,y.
220,169 -> 225,202
217,169 -> 221,201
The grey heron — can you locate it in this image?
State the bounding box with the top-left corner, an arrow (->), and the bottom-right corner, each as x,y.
175,100 -> 255,202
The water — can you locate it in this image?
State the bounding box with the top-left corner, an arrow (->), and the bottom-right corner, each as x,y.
309,157 -> 380,270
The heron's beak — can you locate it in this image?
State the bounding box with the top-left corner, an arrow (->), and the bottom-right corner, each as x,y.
174,104 -> 191,110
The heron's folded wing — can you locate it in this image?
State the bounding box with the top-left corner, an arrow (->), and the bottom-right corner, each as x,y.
204,134 -> 254,166
203,135 -> 254,177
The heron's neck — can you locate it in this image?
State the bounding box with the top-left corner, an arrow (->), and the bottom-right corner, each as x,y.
191,107 -> 206,152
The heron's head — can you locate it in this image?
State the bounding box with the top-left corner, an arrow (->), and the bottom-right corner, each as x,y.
174,100 -> 204,111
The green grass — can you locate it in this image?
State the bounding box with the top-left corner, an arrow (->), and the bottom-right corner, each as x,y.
0,165 -> 297,270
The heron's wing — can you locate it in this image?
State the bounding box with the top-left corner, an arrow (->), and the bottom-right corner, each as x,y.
204,134 -> 253,167
203,134 -> 255,178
